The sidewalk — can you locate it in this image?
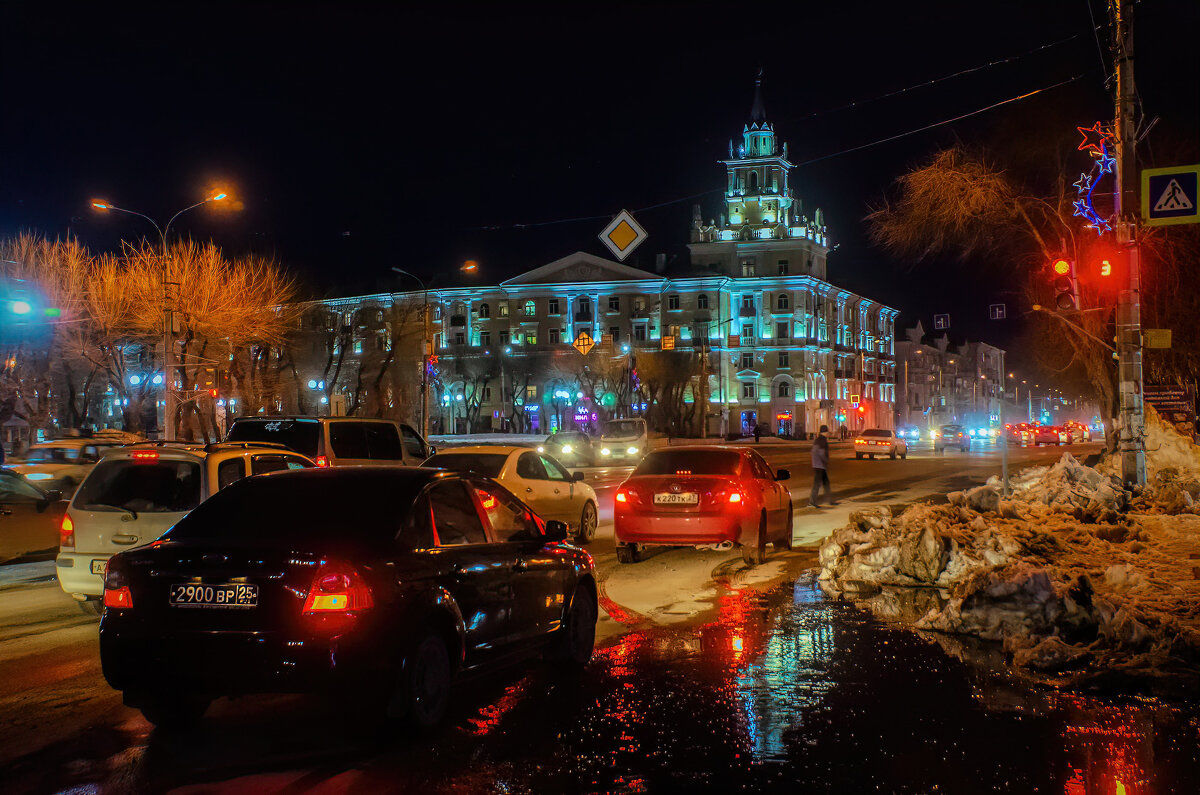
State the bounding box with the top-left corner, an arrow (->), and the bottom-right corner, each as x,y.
0,560 -> 56,590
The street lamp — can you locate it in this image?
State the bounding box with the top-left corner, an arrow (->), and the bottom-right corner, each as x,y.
92,192 -> 229,441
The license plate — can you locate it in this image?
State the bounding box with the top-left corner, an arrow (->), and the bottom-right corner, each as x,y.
91,560 -> 106,575
654,492 -> 699,505
170,583 -> 259,609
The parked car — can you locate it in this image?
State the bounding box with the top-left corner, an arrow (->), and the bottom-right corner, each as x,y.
423,446 -> 598,543
225,416 -> 433,468
5,438 -> 127,495
598,418 -> 649,464
1034,425 -> 1067,445
932,424 -> 969,453
613,446 -> 792,566
538,431 -> 596,467
0,469 -> 66,565
56,442 -> 314,614
98,468 -> 597,729
854,429 -> 907,460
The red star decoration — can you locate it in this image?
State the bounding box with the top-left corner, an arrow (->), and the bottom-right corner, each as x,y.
1076,121 -> 1110,154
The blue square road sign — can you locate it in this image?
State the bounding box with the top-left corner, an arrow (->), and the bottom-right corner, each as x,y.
1142,165 -> 1199,227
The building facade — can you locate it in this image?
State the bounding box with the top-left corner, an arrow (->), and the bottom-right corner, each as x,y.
894,323 -> 1007,434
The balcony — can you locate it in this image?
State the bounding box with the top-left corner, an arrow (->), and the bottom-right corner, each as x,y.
449,315 -> 466,327
738,305 -> 757,318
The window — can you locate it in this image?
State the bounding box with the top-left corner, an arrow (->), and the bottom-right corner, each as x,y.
694,322 -> 708,340
525,331 -> 537,345
697,293 -> 709,310
577,297 -> 592,318
742,323 -> 753,340
471,479 -> 536,542
740,260 -> 755,277
479,331 -> 491,346
217,458 -> 246,490
634,325 -> 646,341
776,293 -> 790,310
778,260 -> 790,275
516,452 -> 547,480
668,324 -> 681,339
251,454 -> 312,475
608,326 -> 620,343
608,296 -> 620,312
455,332 -> 465,345
75,459 -> 202,513
478,303 -> 490,318
433,305 -> 443,320
400,424 -> 426,458
539,456 -> 570,482
742,382 -> 756,399
634,297 -> 645,312
778,351 -> 790,368
740,352 -> 754,370
499,330 -> 510,344
329,423 -> 370,459
499,303 -> 509,318
525,385 -> 538,400
668,295 -> 680,310
741,294 -> 754,310
749,171 -> 759,189
429,481 -> 488,546
776,321 -> 789,340
482,387 -> 492,402
353,340 -> 363,355
524,300 -> 536,316
548,298 -> 560,314
777,381 -> 791,398
548,328 -> 560,344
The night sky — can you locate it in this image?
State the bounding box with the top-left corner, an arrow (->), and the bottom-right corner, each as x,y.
3,2 -> 1197,372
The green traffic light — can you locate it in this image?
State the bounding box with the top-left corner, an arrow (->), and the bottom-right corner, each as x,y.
43,307 -> 61,318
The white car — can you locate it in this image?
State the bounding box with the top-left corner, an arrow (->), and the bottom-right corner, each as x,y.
854,429 -> 907,460
56,441 -> 315,613
598,418 -> 649,464
423,445 -> 598,543
6,439 -> 127,495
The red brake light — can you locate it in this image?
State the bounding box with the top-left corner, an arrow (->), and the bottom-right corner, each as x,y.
104,585 -> 133,609
615,491 -> 627,503
315,455 -> 330,468
302,560 -> 373,635
59,514 -> 75,548
131,450 -> 159,461
728,492 -> 742,503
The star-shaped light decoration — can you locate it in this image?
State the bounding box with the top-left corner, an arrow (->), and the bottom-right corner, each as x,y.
1072,198 -> 1092,218
1076,121 -> 1110,154
1096,145 -> 1116,176
1073,173 -> 1093,193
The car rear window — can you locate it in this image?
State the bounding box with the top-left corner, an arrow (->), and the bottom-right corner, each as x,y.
424,453 -> 508,478
24,446 -> 78,463
74,459 -> 202,513
164,472 -> 426,543
226,419 -> 321,458
634,450 -> 741,476
861,429 -> 892,438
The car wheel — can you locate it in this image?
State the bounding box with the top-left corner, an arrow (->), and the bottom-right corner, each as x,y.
138,691 -> 211,730
868,454 -> 875,460
742,514 -> 767,566
78,598 -> 103,617
401,635 -> 451,729
855,452 -> 863,459
546,583 -> 597,667
575,501 -> 597,544
777,502 -> 794,550
901,452 -> 907,460
615,543 -> 640,564
889,450 -> 896,460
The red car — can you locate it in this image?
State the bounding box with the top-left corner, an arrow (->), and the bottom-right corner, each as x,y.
1033,425 -> 1067,445
613,447 -> 793,566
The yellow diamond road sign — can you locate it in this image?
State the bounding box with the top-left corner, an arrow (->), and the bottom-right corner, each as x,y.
599,209 -> 648,261
573,330 -> 595,356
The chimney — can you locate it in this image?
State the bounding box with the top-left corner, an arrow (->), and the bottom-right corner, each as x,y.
655,253 -> 666,274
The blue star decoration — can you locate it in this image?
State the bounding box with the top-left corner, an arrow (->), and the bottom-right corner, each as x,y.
1073,173 -> 1093,193
1073,198 -> 1092,217
1096,148 -> 1116,176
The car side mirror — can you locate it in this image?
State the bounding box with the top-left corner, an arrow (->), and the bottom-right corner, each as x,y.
544,520 -> 569,542
426,445 -> 437,457
775,469 -> 791,481
571,471 -> 585,482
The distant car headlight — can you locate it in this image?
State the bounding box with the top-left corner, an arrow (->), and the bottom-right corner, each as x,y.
969,429 -> 977,437
601,447 -> 611,455
25,472 -> 53,481
536,446 -> 545,453
562,444 -> 573,454
627,446 -> 638,455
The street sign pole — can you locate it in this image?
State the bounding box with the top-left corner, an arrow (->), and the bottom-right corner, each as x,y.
1114,0 -> 1146,487
999,350 -> 1008,497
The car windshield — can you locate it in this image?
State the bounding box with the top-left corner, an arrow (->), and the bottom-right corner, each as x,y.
226,419 -> 321,458
634,450 -> 741,476
423,453 -> 507,478
164,472 -> 425,544
861,429 -> 891,438
604,421 -> 643,439
550,433 -> 585,444
73,458 -> 202,513
23,446 -> 77,463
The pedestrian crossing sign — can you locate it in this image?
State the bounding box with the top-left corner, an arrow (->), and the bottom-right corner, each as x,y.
1142,164 -> 1200,227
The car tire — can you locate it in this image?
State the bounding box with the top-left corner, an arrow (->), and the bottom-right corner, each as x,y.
400,635 -> 452,729
78,598 -> 103,617
546,583 -> 597,667
777,502 -> 794,550
855,452 -> 863,459
889,450 -> 896,460
742,514 -> 767,566
138,691 -> 211,730
615,543 -> 640,564
868,454 -> 875,460
900,452 -> 907,460
575,501 -> 597,545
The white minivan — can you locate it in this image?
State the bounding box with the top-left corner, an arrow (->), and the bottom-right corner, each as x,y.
598,418 -> 649,463
56,442 -> 313,613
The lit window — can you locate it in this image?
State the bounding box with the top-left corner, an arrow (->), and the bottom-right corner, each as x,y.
499,303 -> 509,318
525,331 -> 537,345
742,382 -> 756,399
524,300 -> 536,316
525,385 -> 537,400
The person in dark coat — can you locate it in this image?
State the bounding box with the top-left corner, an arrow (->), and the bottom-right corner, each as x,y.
753,423 -> 762,444
811,424 -> 836,507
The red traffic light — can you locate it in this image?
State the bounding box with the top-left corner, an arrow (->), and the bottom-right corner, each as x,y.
208,388 -> 218,398
1052,258 -> 1071,276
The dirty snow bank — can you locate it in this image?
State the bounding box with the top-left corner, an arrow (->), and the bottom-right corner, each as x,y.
818,419 -> 1200,694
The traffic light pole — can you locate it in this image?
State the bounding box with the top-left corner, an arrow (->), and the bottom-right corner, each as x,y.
1113,0 -> 1147,487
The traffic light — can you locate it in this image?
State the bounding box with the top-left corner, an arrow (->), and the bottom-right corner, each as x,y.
1051,257 -> 1078,310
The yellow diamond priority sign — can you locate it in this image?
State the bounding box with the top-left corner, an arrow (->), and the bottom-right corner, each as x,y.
573,330 -> 595,356
599,209 -> 648,261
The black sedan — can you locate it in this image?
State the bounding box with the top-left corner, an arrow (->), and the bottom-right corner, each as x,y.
99,468 -> 598,729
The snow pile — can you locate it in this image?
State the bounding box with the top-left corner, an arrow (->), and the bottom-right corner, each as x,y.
819,438 -> 1200,693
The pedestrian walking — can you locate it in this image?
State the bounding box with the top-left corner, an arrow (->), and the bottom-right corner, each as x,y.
753,423 -> 762,444
811,424 -> 836,508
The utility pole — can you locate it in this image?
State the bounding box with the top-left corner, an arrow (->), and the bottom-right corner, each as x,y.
1113,0 -> 1147,486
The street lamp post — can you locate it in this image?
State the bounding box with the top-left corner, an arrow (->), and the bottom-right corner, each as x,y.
92,194 -> 227,441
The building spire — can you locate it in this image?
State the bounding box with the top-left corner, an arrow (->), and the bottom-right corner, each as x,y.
749,67 -> 767,124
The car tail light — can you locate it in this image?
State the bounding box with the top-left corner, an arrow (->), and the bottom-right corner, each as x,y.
302,559 -> 374,635
59,514 -> 75,548
315,455 -> 330,468
728,492 -> 743,503
855,438 -> 864,444
615,491 -> 627,503
130,450 -> 159,462
103,560 -> 132,609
